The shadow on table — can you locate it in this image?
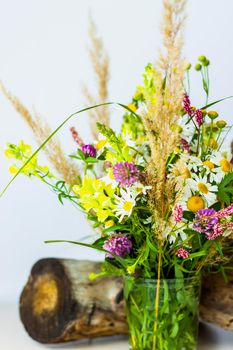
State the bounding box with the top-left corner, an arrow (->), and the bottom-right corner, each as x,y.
198,321 -> 233,348
36,322 -> 233,349
45,335 -> 128,349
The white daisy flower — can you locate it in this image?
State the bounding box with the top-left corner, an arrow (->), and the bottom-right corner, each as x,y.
113,188 -> 137,222
187,156 -> 203,172
186,174 -> 218,206
100,169 -> 118,188
202,159 -> 218,183
131,182 -> 152,196
162,223 -> 188,244
122,131 -> 137,148
178,116 -> 195,142
208,151 -> 232,183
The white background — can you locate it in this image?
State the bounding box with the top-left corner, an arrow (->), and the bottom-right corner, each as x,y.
0,0 -> 233,305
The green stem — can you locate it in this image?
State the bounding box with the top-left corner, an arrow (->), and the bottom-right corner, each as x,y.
152,248 -> 162,350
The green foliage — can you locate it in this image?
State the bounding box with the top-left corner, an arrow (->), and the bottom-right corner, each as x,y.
124,276 -> 200,349
217,173 -> 233,205
97,122 -> 124,153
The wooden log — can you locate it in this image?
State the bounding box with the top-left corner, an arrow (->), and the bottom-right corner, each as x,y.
20,258 -> 233,344
200,270 -> 233,331
20,258 -> 127,343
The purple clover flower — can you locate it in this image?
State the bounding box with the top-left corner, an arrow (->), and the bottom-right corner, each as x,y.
103,233 -> 132,258
193,208 -> 219,235
82,144 -> 97,158
113,162 -> 139,187
176,248 -> 189,259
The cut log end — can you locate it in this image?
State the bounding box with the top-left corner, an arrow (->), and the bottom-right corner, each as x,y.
20,258 -> 127,344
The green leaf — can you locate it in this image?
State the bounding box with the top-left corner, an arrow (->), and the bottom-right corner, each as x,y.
215,240 -> 223,257
201,95 -> 233,110
146,236 -> 158,254
45,239 -> 128,268
183,211 -> 195,221
92,237 -> 106,249
188,251 -> 207,259
175,265 -> 183,279
170,318 -> 179,338
217,173 -> 233,205
102,225 -> 131,234
0,102 -> 141,197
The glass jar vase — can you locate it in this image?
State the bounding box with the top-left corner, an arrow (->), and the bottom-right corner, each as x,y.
124,275 -> 201,350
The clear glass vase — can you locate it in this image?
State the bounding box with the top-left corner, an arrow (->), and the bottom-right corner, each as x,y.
124,275 -> 201,350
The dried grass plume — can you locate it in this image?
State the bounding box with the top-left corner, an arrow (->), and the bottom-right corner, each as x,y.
83,16 -> 110,139
0,82 -> 80,185
141,0 -> 187,238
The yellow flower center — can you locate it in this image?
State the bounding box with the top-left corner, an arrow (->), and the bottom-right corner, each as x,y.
123,201 -> 133,212
197,182 -> 209,194
203,160 -> 215,170
220,159 -> 232,172
182,168 -> 191,179
187,196 -> 205,213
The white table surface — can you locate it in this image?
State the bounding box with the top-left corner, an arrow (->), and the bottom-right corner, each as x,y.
1,304 -> 233,349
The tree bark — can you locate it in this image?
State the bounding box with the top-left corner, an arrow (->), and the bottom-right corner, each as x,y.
20,258 -> 233,344
200,270 -> 233,331
20,258 -> 127,343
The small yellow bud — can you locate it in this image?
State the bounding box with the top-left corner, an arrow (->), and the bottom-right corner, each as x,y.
207,111 -> 219,120
9,165 -> 18,174
198,55 -> 207,63
187,196 -> 205,213
185,62 -> 192,70
203,59 -> 210,67
195,63 -> 202,71
200,109 -> 207,116
208,138 -> 218,150
204,123 -> 218,133
127,265 -> 136,275
216,120 -> 227,129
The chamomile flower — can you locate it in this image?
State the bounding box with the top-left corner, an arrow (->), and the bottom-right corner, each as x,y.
209,151 -> 232,182
202,159 -> 217,182
100,168 -> 118,188
178,116 -> 195,142
131,182 -> 152,196
113,188 -> 137,222
186,174 -> 217,206
187,156 -> 203,172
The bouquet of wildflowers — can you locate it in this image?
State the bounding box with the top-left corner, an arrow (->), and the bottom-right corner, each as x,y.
3,0 -> 233,349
